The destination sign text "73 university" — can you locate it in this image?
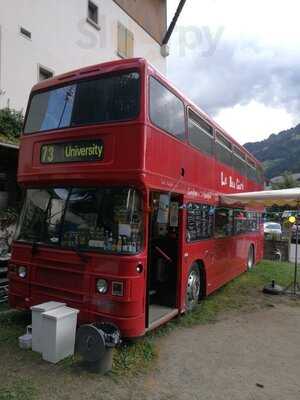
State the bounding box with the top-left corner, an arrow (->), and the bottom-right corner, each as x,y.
40,139 -> 104,164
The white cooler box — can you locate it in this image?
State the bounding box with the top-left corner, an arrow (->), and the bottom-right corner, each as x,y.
42,306 -> 79,364
31,301 -> 66,353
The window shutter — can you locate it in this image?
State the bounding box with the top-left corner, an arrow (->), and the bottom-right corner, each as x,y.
126,30 -> 134,58
118,22 -> 126,58
118,22 -> 134,58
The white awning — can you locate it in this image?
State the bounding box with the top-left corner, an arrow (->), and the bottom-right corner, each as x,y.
220,188 -> 300,207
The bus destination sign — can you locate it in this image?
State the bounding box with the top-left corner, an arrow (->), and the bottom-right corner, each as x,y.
40,139 -> 104,164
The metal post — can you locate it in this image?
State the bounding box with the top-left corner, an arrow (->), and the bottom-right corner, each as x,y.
283,202 -> 300,296
0,25 -> 3,109
293,219 -> 298,295
293,212 -> 299,295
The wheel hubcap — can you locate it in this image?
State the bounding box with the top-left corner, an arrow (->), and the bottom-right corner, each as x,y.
248,249 -> 253,269
187,270 -> 200,308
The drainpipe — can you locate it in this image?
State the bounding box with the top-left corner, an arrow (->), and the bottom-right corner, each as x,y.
0,25 -> 2,107
0,25 -> 5,109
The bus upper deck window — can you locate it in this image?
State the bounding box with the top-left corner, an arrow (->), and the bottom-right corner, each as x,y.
24,71 -> 140,134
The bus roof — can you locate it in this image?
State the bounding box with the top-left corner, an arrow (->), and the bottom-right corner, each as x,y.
32,57 -> 147,92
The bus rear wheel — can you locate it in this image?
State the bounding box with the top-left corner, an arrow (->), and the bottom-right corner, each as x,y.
186,264 -> 201,312
247,245 -> 255,270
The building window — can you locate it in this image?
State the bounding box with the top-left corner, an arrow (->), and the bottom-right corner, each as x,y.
87,1 -> 100,29
117,22 -> 134,58
20,26 -> 31,40
38,66 -> 54,81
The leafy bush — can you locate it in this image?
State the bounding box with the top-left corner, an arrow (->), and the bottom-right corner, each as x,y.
0,108 -> 24,139
0,208 -> 18,253
271,171 -> 299,189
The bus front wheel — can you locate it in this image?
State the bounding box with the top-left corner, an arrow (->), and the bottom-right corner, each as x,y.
186,264 -> 201,312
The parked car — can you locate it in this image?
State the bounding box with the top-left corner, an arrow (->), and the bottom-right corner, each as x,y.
264,222 -> 282,239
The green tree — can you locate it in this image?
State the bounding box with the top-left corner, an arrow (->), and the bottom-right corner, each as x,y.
271,171 -> 299,189
0,107 -> 24,139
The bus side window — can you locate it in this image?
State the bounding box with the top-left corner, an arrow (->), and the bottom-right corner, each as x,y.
214,208 -> 233,237
186,203 -> 214,242
149,76 -> 185,141
188,111 -> 214,156
233,210 -> 248,234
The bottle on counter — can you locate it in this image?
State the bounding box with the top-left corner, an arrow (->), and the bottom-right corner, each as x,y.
104,230 -> 109,250
108,232 -> 113,251
136,237 -> 141,252
122,236 -> 128,252
112,239 -> 117,252
99,227 -> 104,249
131,235 -> 136,253
117,236 -> 122,252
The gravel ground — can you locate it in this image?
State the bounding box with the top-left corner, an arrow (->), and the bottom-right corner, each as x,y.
128,303 -> 300,400
1,302 -> 300,400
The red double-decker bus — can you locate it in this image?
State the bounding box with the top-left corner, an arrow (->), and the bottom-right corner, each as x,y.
9,58 -> 264,339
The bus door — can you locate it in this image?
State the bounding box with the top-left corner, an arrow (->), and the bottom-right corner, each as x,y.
146,191 -> 181,329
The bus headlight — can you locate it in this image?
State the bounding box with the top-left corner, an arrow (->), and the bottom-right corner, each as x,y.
18,266 -> 27,278
96,279 -> 108,294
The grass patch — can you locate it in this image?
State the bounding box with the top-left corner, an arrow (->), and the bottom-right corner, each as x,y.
59,339 -> 157,377
116,260 -> 296,367
0,323 -> 25,346
112,339 -> 157,376
0,260 -> 296,384
0,309 -> 31,326
0,379 -> 37,400
152,260 -> 295,335
180,260 -> 294,326
0,303 -> 9,312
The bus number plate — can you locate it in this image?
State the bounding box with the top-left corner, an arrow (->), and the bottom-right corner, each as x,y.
40,139 -> 104,164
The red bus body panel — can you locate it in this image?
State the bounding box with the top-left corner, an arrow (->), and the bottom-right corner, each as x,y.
9,58 -> 264,337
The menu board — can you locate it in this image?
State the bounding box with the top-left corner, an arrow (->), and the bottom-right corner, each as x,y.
186,203 -> 214,242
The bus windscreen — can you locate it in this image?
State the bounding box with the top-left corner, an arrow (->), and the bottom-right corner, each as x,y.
24,71 -> 140,134
15,187 -> 143,254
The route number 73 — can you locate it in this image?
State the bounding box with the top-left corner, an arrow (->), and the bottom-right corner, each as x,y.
41,145 -> 55,163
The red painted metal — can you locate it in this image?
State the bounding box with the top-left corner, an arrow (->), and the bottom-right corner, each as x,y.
9,58 -> 264,338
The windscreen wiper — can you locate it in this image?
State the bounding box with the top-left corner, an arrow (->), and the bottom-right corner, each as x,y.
58,87 -> 75,128
31,240 -> 39,255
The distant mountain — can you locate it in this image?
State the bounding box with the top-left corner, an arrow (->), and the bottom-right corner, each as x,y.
244,123 -> 300,179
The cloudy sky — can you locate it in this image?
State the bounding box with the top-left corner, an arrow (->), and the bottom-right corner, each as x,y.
167,0 -> 300,144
